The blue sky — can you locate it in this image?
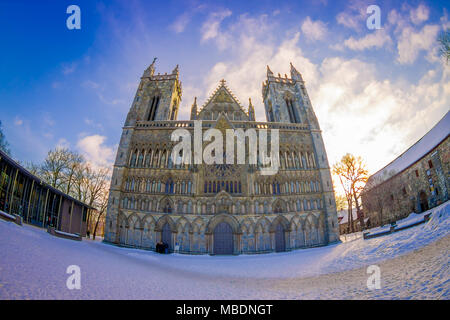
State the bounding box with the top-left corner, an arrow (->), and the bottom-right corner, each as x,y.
0,0 -> 449,177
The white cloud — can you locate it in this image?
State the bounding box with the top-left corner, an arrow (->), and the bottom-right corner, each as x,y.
396,24 -> 440,64
410,4 -> 430,25
301,17 -> 328,41
343,29 -> 392,50
76,135 -> 115,169
170,11 -> 192,33
170,5 -> 206,34
336,1 -> 368,32
14,117 -> 23,126
201,9 -> 232,42
440,9 -> 450,30
84,118 -> 104,131
62,62 -> 77,75
82,80 -> 100,89
191,11 -> 449,196
56,138 -> 70,149
336,11 -> 362,30
311,56 -> 449,181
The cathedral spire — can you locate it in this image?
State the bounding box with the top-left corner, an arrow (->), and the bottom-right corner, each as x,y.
248,98 -> 255,121
143,57 -> 157,77
290,62 -> 303,82
172,64 -> 179,75
267,65 -> 274,77
190,97 -> 198,120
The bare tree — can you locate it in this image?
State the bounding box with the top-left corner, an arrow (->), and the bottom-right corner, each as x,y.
335,194 -> 348,212
438,28 -> 450,64
39,148 -> 72,189
85,166 -> 111,236
25,161 -> 40,176
31,146 -> 111,239
64,152 -> 84,195
0,120 -> 11,155
92,187 -> 109,239
333,162 -> 355,233
72,162 -> 90,203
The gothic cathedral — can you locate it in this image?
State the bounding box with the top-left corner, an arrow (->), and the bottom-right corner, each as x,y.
104,60 -> 339,254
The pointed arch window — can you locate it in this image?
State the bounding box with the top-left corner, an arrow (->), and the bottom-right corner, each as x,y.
294,154 -> 300,168
130,150 -> 137,167
285,99 -> 300,123
145,150 -> 152,167
160,151 -> 166,168
147,96 -> 160,121
138,151 -> 144,167
301,154 -> 307,168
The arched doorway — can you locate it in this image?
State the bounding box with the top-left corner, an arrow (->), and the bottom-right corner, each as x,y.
275,223 -> 285,252
161,222 -> 172,250
419,191 -> 429,212
213,222 -> 233,255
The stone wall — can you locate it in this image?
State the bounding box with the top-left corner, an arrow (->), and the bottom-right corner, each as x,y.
362,136 -> 449,226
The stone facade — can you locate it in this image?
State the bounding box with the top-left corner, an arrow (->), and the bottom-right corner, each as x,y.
362,113 -> 449,226
104,61 -> 339,254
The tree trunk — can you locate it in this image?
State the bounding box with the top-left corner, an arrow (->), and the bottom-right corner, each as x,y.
93,212 -> 103,240
353,189 -> 365,231
86,210 -> 92,238
348,206 -> 354,233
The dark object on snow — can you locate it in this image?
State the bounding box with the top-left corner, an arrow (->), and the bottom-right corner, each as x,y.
156,241 -> 167,254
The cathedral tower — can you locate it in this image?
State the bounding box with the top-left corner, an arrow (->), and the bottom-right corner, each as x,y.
262,63 -> 319,129
105,60 -> 182,243
125,60 -> 182,126
262,63 -> 339,243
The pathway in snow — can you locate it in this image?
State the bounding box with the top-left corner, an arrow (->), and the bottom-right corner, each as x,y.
0,202 -> 448,299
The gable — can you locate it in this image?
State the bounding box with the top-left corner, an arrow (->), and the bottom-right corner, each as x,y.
197,81 -> 249,121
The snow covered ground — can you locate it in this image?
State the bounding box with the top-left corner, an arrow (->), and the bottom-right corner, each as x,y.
0,201 -> 449,299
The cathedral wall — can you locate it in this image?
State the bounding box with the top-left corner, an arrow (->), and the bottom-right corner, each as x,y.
104,63 -> 339,254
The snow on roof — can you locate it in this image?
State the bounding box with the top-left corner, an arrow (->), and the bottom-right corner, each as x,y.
337,209 -> 358,224
370,111 -> 450,185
